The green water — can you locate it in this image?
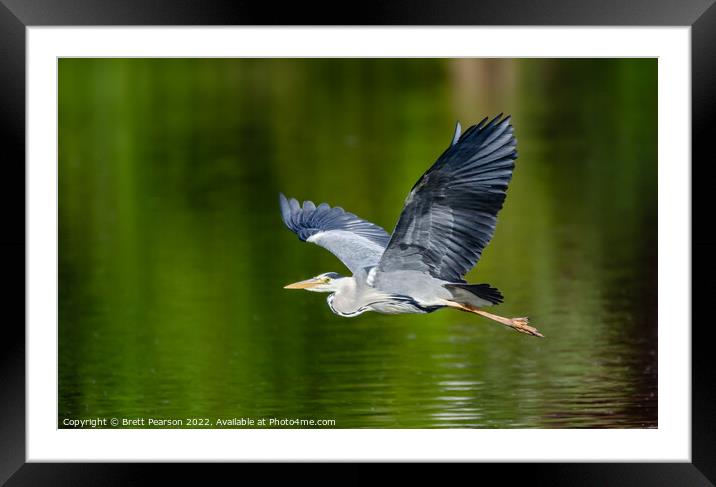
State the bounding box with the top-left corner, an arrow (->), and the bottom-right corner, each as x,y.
58,58 -> 657,428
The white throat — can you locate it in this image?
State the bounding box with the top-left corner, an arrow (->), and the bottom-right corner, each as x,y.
324,277 -> 371,317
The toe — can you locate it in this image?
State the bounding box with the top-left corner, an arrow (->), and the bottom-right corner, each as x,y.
510,318 -> 543,338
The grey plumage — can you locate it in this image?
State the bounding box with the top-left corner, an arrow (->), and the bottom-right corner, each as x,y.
451,121 -> 462,146
280,115 -> 534,334
378,114 -> 516,283
279,193 -> 390,274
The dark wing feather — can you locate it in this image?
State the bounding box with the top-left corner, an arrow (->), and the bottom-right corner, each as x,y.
378,114 -> 517,282
279,193 -> 390,273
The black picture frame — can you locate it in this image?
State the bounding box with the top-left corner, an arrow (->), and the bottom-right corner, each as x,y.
1,0 -> 713,482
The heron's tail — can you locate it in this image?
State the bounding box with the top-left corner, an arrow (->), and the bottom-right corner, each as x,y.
443,283 -> 503,307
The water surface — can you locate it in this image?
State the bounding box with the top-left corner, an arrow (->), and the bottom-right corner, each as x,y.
59,58 -> 657,428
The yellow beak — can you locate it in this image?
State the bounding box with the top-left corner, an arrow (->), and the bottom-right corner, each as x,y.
284,277 -> 323,289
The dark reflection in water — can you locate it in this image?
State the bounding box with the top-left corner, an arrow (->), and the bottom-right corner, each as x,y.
59,58 -> 657,428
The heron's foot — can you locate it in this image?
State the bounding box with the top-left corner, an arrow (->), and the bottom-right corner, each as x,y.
509,317 -> 543,338
448,302 -> 544,338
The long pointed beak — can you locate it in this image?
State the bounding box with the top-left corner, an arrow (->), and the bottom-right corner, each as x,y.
284,277 -> 323,289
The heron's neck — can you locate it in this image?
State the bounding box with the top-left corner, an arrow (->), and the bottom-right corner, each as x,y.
326,277 -> 369,317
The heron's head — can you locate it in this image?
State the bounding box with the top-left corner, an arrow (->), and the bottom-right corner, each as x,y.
284,272 -> 346,293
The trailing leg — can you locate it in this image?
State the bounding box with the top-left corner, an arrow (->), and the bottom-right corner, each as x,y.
448,302 -> 544,338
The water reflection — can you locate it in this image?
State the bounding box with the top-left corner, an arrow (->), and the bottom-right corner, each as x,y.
59,58 -> 657,428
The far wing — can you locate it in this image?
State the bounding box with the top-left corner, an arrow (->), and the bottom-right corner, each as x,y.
279,193 -> 390,274
378,115 -> 517,282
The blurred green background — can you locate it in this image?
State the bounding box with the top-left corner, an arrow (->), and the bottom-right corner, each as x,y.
59,58 -> 657,428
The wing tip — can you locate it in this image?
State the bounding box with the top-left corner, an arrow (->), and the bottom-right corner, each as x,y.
490,112 -> 512,127
451,120 -> 462,146
279,192 -> 305,234
456,113 -> 513,144
454,113 -> 516,151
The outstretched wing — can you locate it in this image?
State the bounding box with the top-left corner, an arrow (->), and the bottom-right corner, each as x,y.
378,114 -> 517,282
279,193 -> 390,274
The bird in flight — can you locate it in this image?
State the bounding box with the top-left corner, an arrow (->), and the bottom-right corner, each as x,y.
280,114 -> 542,337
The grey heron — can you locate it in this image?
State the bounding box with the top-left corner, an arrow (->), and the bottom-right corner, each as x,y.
280,114 -> 542,337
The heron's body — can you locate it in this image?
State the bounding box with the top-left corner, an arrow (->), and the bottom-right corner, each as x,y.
324,269 -> 453,317
280,115 -> 543,337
